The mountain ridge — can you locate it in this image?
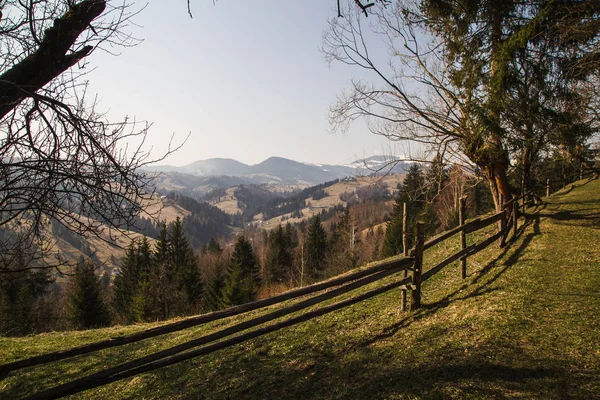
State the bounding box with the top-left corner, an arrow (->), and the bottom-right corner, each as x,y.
144,155 -> 410,190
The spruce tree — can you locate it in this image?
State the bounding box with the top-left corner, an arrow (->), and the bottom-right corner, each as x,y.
265,224 -> 293,284
169,217 -> 202,313
68,263 -> 110,329
132,237 -> 159,322
153,222 -> 172,319
0,253 -> 53,336
305,215 -> 327,281
202,265 -> 225,311
222,236 -> 260,307
382,163 -> 426,257
112,241 -> 140,322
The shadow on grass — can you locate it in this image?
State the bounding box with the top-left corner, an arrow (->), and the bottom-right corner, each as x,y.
357,214 -> 542,349
175,350 -> 586,400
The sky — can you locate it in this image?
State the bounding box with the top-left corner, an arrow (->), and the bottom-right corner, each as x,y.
85,1 -> 399,167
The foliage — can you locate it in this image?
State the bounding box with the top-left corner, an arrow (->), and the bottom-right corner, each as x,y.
221,236 -> 260,307
67,263 -> 110,330
0,254 -> 54,336
305,215 -> 328,281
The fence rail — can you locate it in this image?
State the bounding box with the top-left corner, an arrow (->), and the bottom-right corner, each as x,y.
5,171 -> 596,399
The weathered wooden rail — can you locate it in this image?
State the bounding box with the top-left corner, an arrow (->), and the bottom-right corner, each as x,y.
4,181 -> 581,400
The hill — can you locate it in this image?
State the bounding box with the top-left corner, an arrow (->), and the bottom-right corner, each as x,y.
1,177 -> 598,399
144,155 -> 412,195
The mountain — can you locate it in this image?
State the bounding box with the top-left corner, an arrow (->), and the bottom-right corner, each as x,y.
145,155 -> 410,194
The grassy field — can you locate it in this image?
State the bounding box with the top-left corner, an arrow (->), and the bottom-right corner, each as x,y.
1,177 -> 599,399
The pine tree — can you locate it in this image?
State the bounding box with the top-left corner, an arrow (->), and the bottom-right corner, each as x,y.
131,237 -> 159,322
0,253 -> 53,336
112,241 -> 140,322
382,197 -> 404,257
153,222 -> 172,319
202,265 -> 225,311
222,236 -> 260,307
305,215 -> 327,281
265,224 -> 293,284
382,163 -> 426,257
207,237 -> 222,255
68,263 -> 110,329
169,217 -> 202,314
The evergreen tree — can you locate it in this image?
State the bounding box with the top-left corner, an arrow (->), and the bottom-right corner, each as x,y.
131,237 -> 160,322
222,236 -> 260,307
112,241 -> 140,322
169,217 -> 202,314
327,207 -> 359,275
68,263 -> 110,329
265,224 -> 293,284
305,215 -> 327,281
202,265 -> 225,311
207,237 -> 223,255
152,222 -> 173,320
382,164 -> 425,257
0,254 -> 53,336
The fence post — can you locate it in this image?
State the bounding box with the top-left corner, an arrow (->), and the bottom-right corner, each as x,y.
411,222 -> 424,310
498,194 -> 505,247
546,178 -> 550,197
512,200 -> 518,238
459,196 -> 467,279
401,202 -> 408,311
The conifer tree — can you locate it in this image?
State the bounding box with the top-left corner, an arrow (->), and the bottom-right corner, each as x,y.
131,237 -> 159,322
153,222 -> 172,319
202,265 -> 225,311
112,241 -> 140,322
382,163 -> 425,257
0,253 -> 53,336
265,224 -> 293,284
169,217 -> 202,313
222,236 -> 260,307
68,263 -> 110,329
306,215 -> 327,280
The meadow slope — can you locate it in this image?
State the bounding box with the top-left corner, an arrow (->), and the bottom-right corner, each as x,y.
1,177 -> 599,399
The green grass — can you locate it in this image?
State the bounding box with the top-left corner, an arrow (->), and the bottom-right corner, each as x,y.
1,177 -> 599,399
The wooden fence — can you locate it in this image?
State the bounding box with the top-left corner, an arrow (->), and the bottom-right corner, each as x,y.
3,172 -> 596,400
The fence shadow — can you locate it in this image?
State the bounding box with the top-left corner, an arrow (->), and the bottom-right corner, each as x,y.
358,212 -> 542,348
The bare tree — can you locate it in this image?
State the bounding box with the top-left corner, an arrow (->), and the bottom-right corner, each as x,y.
0,1 -> 178,272
322,0 -> 600,208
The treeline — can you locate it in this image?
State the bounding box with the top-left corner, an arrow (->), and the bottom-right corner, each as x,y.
234,179 -> 340,222
167,193 -> 240,247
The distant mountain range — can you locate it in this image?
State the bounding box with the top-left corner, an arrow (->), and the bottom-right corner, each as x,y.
144,155 -> 410,196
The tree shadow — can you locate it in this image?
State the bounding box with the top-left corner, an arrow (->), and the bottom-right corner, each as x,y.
358,213 -> 542,348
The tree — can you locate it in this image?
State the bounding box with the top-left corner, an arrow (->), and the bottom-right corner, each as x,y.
0,252 -> 53,336
265,224 -> 294,284
169,217 -> 202,314
222,236 -> 260,307
112,241 -> 141,322
152,222 -> 173,320
67,262 -> 110,329
322,0 -> 600,210
0,1 -> 178,272
305,215 -> 328,281
382,164 -> 425,257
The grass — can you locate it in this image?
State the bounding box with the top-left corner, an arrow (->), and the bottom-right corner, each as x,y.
1,177 -> 599,399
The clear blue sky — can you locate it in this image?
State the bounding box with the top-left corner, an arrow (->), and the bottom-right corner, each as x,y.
86,1 -> 398,166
